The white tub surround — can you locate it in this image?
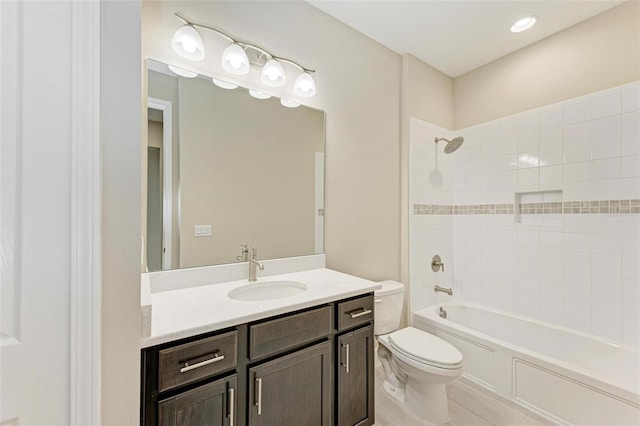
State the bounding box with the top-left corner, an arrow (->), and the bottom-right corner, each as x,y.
415,302 -> 640,426
141,258 -> 380,347
410,82 -> 640,347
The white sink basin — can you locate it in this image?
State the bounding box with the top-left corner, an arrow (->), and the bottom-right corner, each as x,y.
227,281 -> 308,301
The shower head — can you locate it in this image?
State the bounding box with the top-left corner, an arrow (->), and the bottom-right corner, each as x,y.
435,136 -> 464,154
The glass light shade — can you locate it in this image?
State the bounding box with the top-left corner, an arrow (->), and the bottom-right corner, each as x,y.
293,72 -> 316,98
168,65 -> 198,78
511,16 -> 537,33
249,90 -> 271,100
261,59 -> 286,87
171,25 -> 205,61
212,78 -> 238,90
280,99 -> 300,108
221,43 -> 249,75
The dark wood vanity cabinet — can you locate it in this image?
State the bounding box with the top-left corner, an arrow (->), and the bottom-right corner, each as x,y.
141,293 -> 374,426
248,341 -> 332,425
335,295 -> 375,426
158,375 -> 237,426
337,326 -> 374,426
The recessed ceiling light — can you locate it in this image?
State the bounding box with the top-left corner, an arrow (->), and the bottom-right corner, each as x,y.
511,16 -> 537,33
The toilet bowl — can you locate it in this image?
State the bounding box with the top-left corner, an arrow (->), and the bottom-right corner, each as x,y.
375,281 -> 463,424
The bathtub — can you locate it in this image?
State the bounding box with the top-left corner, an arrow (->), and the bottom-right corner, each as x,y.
414,302 -> 640,425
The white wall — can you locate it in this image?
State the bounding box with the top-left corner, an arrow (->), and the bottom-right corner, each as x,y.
142,0 -> 402,281
101,1 -> 142,424
404,54 -> 454,130
454,1 -> 640,129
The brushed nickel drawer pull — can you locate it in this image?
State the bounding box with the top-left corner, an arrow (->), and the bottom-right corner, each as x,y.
349,308 -> 372,319
228,387 -> 235,426
256,377 -> 263,415
179,352 -> 224,373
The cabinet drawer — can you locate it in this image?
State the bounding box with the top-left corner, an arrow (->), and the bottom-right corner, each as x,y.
249,306 -> 332,360
337,295 -> 374,332
158,331 -> 237,393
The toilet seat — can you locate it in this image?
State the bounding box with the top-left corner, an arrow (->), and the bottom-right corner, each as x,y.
388,327 -> 463,370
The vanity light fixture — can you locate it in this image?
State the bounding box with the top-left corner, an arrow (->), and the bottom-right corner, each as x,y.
221,43 -> 250,75
280,99 -> 300,108
510,16 -> 537,33
249,89 -> 271,100
293,72 -> 316,98
212,78 -> 238,90
171,25 -> 205,61
167,64 -> 198,78
261,59 -> 286,87
172,12 -> 316,97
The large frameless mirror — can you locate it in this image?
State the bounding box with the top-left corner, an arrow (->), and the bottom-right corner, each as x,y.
145,60 -> 325,272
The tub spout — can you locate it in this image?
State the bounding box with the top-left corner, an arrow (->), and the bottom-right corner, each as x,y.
434,285 -> 453,296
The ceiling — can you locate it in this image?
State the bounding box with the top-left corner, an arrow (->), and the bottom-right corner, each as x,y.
307,0 -> 625,77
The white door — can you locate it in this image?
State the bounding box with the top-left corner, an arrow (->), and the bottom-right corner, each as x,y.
1,2 -> 100,424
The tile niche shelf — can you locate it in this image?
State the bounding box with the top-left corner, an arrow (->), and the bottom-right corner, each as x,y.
514,190 -> 563,225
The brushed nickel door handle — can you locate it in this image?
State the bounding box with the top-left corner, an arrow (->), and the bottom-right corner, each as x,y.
228,387 -> 234,426
255,377 -> 263,416
341,343 -> 350,373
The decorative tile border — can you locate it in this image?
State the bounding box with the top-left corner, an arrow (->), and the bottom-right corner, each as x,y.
561,200 -> 640,214
413,199 -> 640,215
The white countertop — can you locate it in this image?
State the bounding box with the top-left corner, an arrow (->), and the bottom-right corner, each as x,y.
141,268 -> 380,348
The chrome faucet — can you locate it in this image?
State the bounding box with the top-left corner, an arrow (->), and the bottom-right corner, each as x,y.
434,285 -> 453,296
248,246 -> 264,282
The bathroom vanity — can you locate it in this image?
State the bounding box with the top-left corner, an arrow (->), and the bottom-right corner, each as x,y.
140,266 -> 378,426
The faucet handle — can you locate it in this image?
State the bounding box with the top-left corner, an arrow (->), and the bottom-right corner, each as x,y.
431,255 -> 445,272
236,244 -> 249,261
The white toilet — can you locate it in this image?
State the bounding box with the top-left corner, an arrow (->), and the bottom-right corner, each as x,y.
375,280 -> 463,424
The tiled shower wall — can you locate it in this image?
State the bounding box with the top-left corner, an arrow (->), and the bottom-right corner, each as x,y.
409,119 -> 456,315
409,82 -> 640,347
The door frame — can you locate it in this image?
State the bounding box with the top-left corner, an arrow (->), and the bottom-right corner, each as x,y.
147,97 -> 173,270
69,1 -> 101,424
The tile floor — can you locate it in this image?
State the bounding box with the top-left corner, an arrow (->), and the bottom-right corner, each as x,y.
374,365 -> 553,426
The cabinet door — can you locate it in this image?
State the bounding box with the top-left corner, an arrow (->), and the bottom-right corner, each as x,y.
249,341 -> 332,426
338,325 -> 374,426
158,374 -> 237,426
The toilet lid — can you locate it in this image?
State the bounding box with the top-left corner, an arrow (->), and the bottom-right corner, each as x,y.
388,327 -> 463,367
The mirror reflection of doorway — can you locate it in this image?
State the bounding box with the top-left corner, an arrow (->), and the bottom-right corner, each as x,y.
147,109 -> 163,271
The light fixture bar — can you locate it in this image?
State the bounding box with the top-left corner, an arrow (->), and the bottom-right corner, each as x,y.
174,12 -> 315,73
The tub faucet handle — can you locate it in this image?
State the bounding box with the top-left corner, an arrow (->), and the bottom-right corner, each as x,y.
431,255 -> 445,272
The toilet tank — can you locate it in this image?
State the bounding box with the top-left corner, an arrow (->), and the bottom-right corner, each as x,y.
374,280 -> 405,335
